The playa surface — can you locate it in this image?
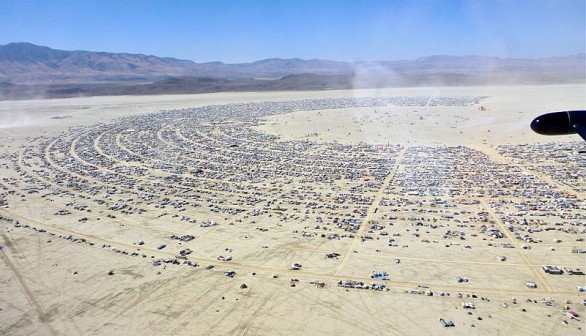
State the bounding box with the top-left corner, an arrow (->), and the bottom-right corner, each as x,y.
0,84 -> 584,335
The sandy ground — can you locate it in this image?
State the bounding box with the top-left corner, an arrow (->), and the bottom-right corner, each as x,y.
0,84 -> 584,335
254,84 -> 585,146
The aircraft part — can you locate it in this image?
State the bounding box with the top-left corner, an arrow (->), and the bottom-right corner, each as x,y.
530,110 -> 586,141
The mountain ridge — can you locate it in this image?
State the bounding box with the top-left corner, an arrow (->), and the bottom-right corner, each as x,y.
1,42 -> 583,85
0,43 -> 584,100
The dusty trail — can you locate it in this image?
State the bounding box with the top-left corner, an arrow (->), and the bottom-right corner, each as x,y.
0,234 -> 57,336
335,150 -> 404,275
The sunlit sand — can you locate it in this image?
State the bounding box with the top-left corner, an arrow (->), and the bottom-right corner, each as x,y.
0,84 -> 584,335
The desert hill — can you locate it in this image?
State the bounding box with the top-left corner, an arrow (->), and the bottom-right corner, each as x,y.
0,42 -> 583,100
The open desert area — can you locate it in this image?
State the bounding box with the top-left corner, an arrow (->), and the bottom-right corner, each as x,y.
0,84 -> 584,335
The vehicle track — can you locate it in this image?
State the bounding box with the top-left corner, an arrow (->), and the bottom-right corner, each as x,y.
0,233 -> 57,336
335,150 -> 404,275
4,206 -> 577,298
480,199 -> 552,292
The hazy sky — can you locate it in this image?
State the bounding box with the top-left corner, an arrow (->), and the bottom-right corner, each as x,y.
1,0 -> 584,63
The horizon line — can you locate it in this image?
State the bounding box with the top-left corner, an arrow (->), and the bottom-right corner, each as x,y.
1,41 -> 584,65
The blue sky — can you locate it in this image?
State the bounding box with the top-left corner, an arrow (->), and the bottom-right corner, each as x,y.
1,0 -> 584,63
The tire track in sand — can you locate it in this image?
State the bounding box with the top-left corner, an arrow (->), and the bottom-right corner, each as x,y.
0,233 -> 57,336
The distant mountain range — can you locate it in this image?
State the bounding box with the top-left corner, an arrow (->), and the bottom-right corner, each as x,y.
0,42 -> 584,100
0,42 -> 355,83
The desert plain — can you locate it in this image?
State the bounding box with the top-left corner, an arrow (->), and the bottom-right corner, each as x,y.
0,84 -> 584,335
